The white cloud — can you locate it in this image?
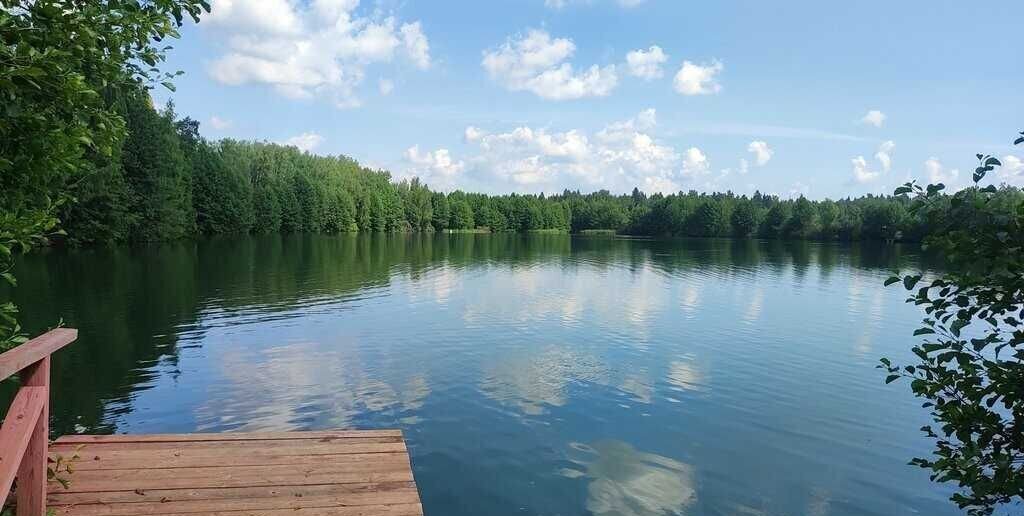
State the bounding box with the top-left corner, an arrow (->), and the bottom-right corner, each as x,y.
999,155 -> 1024,185
860,110 -> 886,128
850,140 -> 895,183
626,46 -> 668,80
788,181 -> 810,198
464,126 -> 484,142
378,78 -> 394,95
284,132 -> 324,152
874,140 -> 895,172
747,141 -> 773,166
442,109 -> 695,193
681,147 -> 709,177
208,116 -> 232,130
207,0 -> 302,36
400,22 -> 431,70
205,0 -> 431,108
925,157 -> 959,185
403,145 -> 465,189
673,60 -> 722,96
482,29 -> 618,100
851,156 -> 880,183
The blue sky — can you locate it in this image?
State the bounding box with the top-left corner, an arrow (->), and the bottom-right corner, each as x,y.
154,0 -> 1024,199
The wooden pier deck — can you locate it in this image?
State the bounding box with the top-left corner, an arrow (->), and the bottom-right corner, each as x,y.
2,329 -> 423,516
46,430 -> 423,516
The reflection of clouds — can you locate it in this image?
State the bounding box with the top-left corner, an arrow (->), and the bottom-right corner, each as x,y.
481,346 -> 606,415
679,282 -> 701,316
566,440 -> 697,516
744,287 -> 764,322
408,266 -> 458,305
667,360 -> 707,393
625,268 -> 665,325
619,373 -> 653,404
462,268 -> 583,325
807,486 -> 832,516
196,341 -> 430,431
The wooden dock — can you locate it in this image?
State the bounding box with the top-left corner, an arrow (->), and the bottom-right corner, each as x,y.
2,330 -> 424,516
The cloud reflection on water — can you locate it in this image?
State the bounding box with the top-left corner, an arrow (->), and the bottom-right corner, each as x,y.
565,440 -> 698,516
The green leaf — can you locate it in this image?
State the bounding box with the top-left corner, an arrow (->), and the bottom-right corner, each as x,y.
913,328 -> 936,336
885,374 -> 901,384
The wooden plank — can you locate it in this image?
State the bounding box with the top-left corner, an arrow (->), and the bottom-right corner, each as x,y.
0,386 -> 46,501
56,504 -> 426,516
48,481 -> 417,505
57,451 -> 411,471
45,429 -> 423,516
0,328 -> 77,382
50,440 -> 403,454
54,430 -> 402,444
48,489 -> 421,515
64,458 -> 412,483
58,469 -> 415,493
52,436 -> 399,450
18,357 -> 50,516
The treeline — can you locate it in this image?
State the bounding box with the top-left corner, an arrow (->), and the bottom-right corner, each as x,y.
60,90 -> 1024,245
564,186 -> 1024,241
60,91 -> 572,244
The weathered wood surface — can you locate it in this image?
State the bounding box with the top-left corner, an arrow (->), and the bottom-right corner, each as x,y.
47,431 -> 423,516
0,328 -> 76,382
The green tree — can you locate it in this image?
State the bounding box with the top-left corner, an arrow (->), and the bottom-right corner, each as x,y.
451,200 -> 475,229
730,200 -> 762,238
0,0 -> 209,350
817,200 -> 839,239
761,203 -> 791,237
121,96 -> 194,241
880,133 -> 1024,515
786,196 -> 819,238
688,200 -> 729,237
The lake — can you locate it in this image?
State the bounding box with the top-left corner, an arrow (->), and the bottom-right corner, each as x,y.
6,234 -> 958,516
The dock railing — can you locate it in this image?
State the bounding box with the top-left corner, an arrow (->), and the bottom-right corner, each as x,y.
0,328 -> 77,516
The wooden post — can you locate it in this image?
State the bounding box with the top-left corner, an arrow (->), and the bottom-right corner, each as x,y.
16,357 -> 49,516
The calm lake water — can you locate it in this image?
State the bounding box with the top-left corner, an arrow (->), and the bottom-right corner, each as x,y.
7,234 -> 961,516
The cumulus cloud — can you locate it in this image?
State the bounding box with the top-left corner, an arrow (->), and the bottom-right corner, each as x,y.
423,109 -> 698,193
208,116 -> 232,130
403,145 -> 465,189
999,155 -> 1024,185
925,157 -> 959,185
284,132 -> 324,152
482,29 -> 618,100
400,22 -> 431,70
626,46 -> 668,80
851,156 -> 880,184
205,0 -> 431,108
850,140 -> 895,183
860,110 -> 886,128
874,140 -> 895,172
747,141 -> 773,166
681,147 -> 709,177
673,60 -> 722,95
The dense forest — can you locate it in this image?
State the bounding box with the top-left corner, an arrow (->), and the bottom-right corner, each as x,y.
59,89 -> 1024,245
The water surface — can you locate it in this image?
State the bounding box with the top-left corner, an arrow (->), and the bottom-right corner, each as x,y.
8,234 -> 957,515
